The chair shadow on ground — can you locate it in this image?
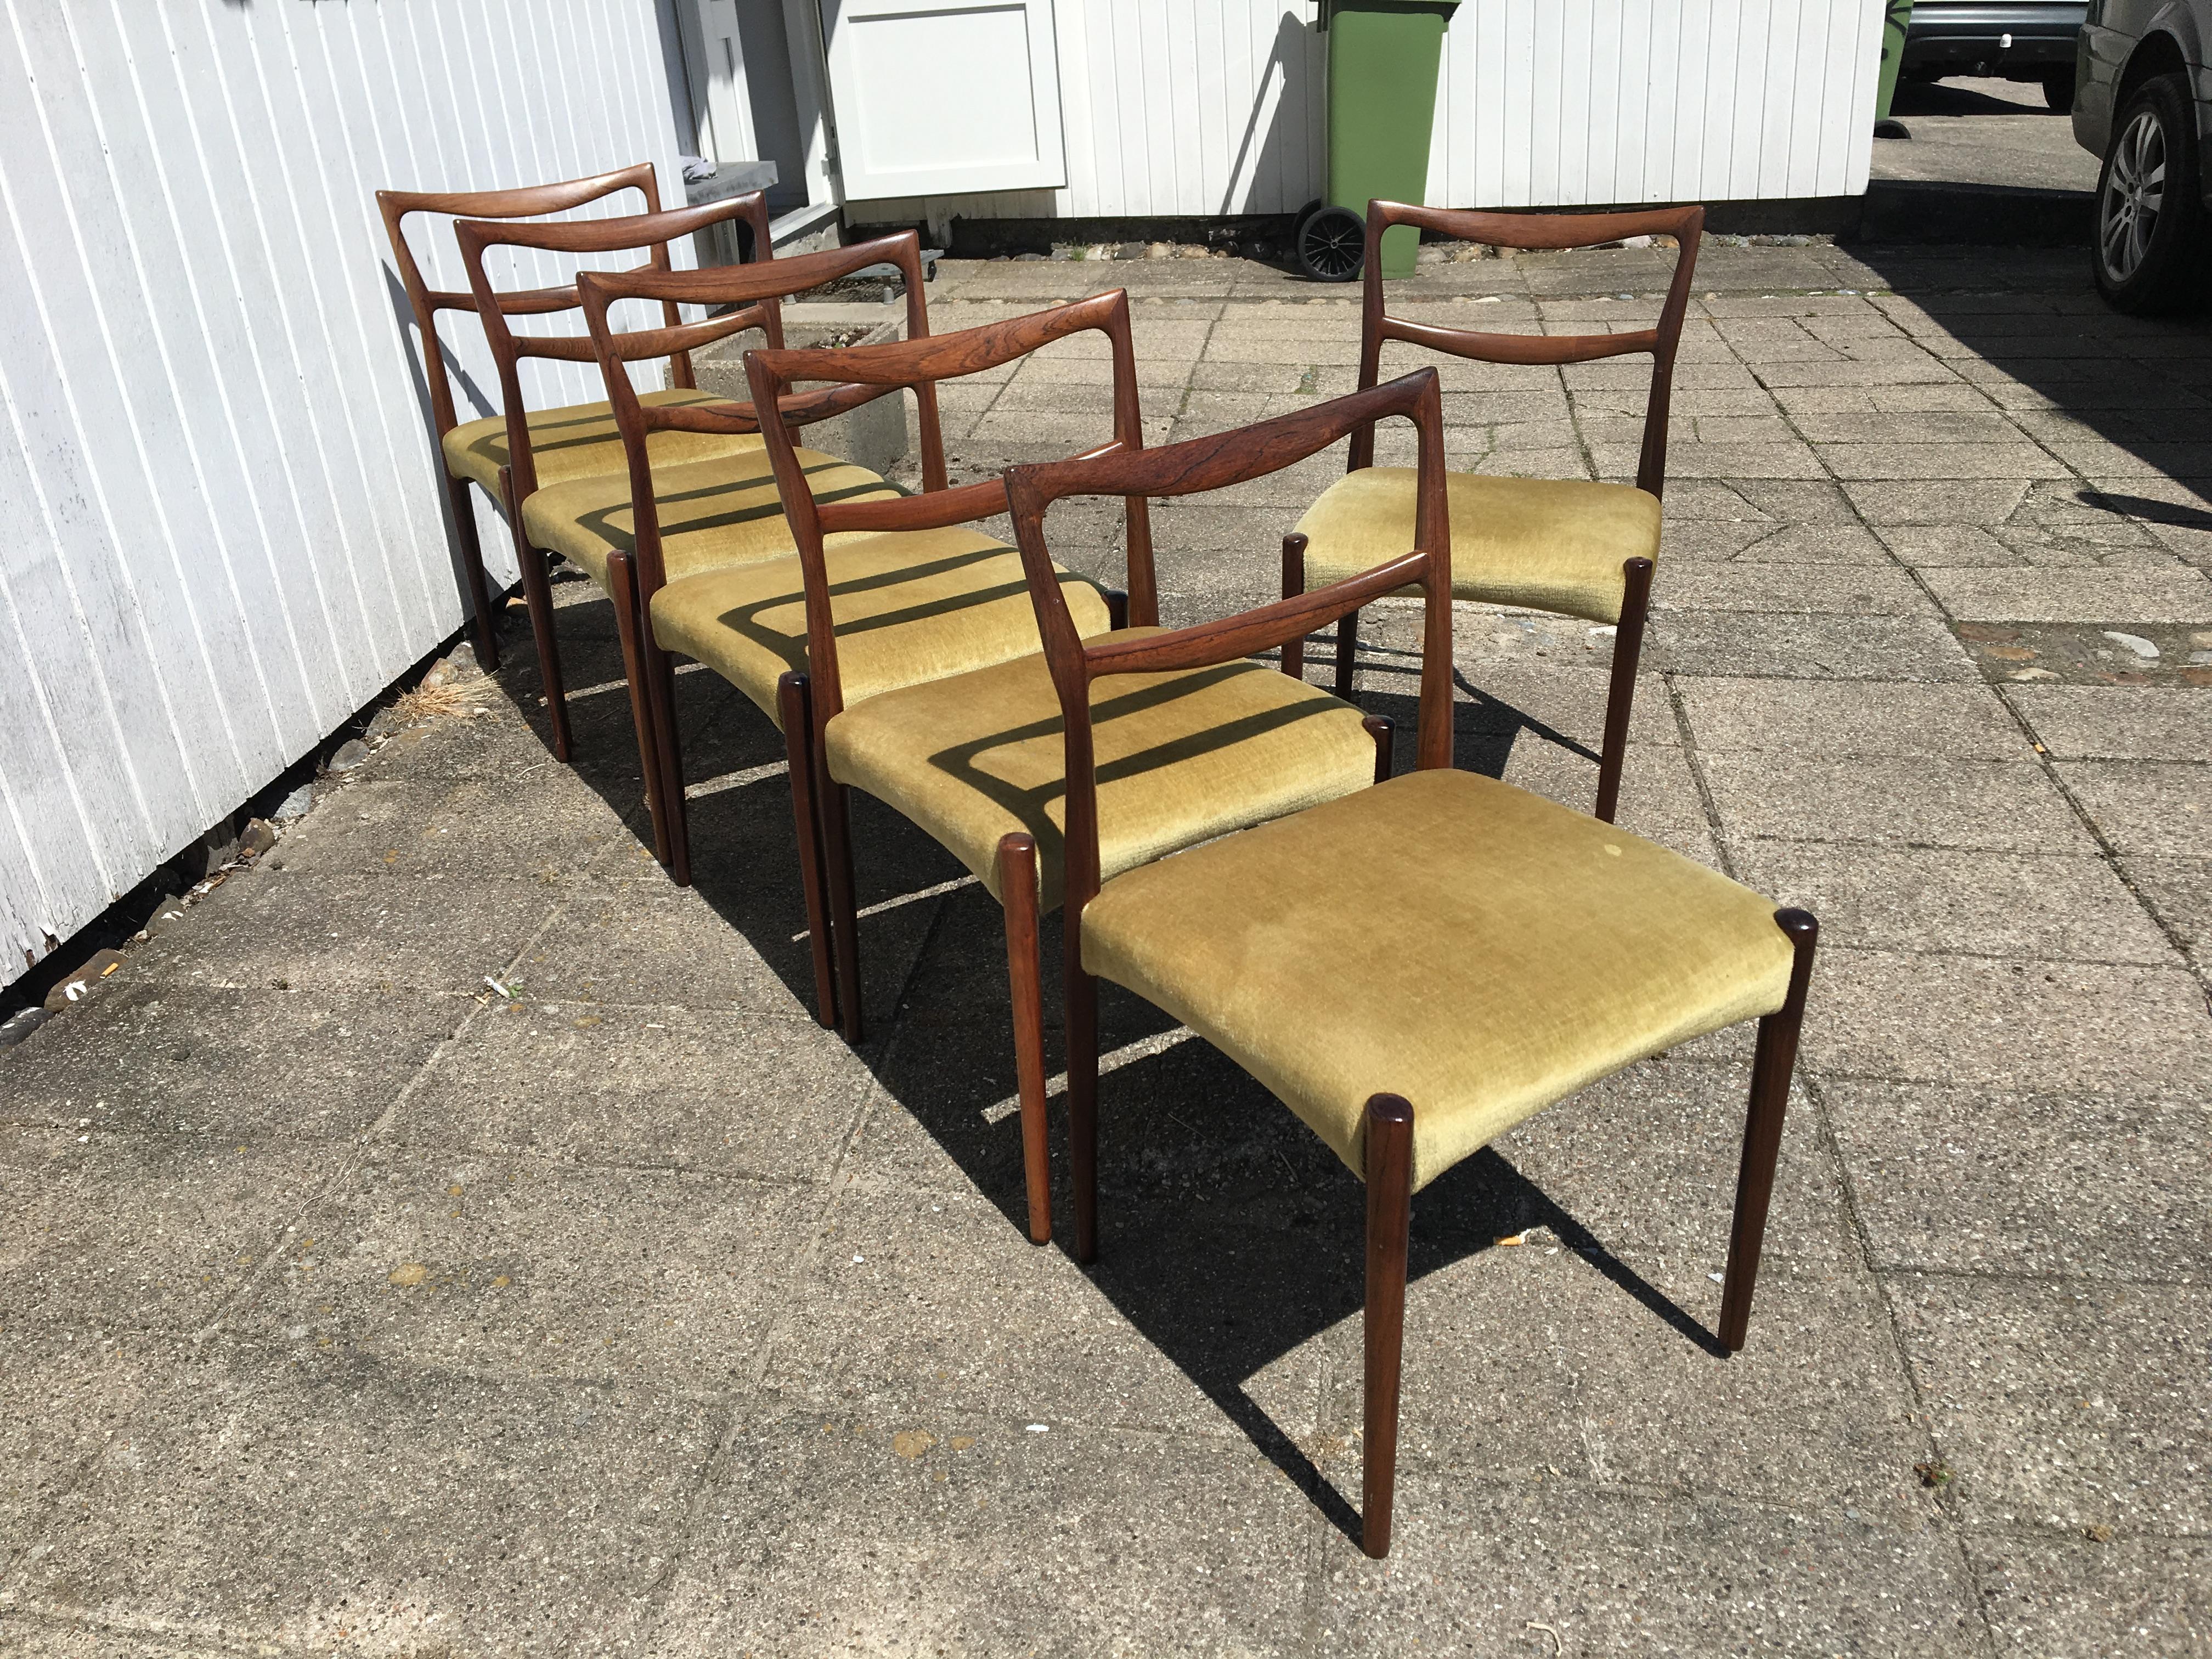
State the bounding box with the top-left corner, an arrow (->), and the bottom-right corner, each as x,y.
488,569 -> 1728,1548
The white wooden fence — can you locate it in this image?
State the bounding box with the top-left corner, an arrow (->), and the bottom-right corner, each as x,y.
0,0 -> 688,988
848,0 -> 1882,226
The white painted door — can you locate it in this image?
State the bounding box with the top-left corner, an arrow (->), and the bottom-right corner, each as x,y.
820,0 -> 1067,200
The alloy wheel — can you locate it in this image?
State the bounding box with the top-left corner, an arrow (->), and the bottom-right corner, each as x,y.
2101,108 -> 2166,285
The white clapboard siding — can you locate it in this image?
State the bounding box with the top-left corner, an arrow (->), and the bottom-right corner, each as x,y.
849,0 -> 1878,224
0,0 -> 689,988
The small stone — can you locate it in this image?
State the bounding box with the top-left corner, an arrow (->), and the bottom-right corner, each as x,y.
1146,242 -> 1172,259
143,896 -> 188,937
43,949 -> 126,1013
0,1006 -> 52,1048
2101,630 -> 2159,659
273,785 -> 313,822
238,819 -> 277,857
327,738 -> 371,772
2008,667 -> 2061,681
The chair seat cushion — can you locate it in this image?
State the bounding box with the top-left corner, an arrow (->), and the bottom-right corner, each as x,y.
441,390 -> 759,495
651,528 -> 1113,730
1295,467 -> 1661,624
522,447 -> 900,588
1081,769 -> 1795,1192
826,635 -> 1379,911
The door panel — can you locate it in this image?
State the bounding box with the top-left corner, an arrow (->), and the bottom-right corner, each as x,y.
822,0 -> 1067,199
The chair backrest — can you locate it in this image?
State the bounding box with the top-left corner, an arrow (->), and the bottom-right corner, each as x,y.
376,163 -> 663,442
742,287 -> 1154,729
454,193 -> 776,500
1351,201 -> 1705,495
572,232 -> 946,606
1002,368 -> 1451,924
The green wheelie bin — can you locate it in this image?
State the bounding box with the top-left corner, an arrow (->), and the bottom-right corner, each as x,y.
1294,0 -> 1460,282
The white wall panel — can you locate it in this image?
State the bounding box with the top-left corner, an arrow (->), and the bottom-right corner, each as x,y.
0,0 -> 690,988
849,0 -> 1878,226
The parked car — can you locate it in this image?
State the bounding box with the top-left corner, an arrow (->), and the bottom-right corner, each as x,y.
1903,2 -> 2089,110
2075,0 -> 2212,312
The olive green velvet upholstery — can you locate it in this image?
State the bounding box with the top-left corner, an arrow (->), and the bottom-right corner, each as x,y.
825,635 -> 1379,911
649,528 -> 1113,729
521,447 -> 900,588
1294,466 -> 1661,624
1080,768 -> 1795,1192
440,390 -> 756,495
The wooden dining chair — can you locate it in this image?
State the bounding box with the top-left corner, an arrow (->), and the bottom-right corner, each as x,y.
753,330 -> 1402,1248
1285,200 -> 1706,823
565,237 -> 960,939
454,192 -> 799,761
1002,369 -> 1819,1558
377,165 -> 748,669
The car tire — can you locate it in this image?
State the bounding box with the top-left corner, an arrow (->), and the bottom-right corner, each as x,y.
2094,72 -> 2208,315
2041,67 -> 2075,113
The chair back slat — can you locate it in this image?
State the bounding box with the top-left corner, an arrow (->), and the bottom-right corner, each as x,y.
454,193 -> 776,499
741,289 -> 1154,731
1350,200 -> 1704,493
376,162 -> 658,438
569,232 -> 943,599
1001,368 -> 1452,928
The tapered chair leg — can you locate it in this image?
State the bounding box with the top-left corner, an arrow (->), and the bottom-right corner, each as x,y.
1334,608 -> 1361,699
818,778 -> 866,1045
997,834 -> 1052,1245
448,475 -> 500,672
1362,1092 -> 1415,1560
1280,533 -> 1308,681
499,466 -> 572,761
642,635 -> 692,888
1718,908 -> 1819,1352
1594,556 -> 1655,825
1065,953 -> 1101,1265
778,673 -> 839,1030
606,550 -> 672,871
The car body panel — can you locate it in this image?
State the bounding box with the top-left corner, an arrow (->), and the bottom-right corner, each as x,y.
2073,0 -> 2212,204
1905,1 -> 2089,77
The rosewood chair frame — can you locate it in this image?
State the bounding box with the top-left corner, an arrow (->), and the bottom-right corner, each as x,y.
377,163 -> 670,669
572,236 -> 945,912
744,291 -> 1158,1233
1298,198 -> 1705,824
1003,368 -> 1454,1271
454,191 -> 776,761
1006,368 -> 1820,1558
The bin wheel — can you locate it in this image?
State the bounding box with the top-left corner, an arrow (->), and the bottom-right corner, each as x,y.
1297,204 -> 1365,282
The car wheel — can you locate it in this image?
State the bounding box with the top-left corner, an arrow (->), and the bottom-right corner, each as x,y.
2094,72 -> 2208,314
2041,67 -> 2075,113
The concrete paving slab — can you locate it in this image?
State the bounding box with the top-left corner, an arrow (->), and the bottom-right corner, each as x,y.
8,1341 -> 720,1656
223,1147 -> 810,1392
1730,844 -> 2180,966
1891,1275 -> 2212,1536
1677,677 -> 2025,759
1,1131 -> 335,1334
2119,856 -> 2212,967
1968,1531 -> 2212,1658
1804,951 -> 2212,1092
1317,1472 -> 1985,1657
2053,761 -> 2211,859
2009,685 -> 2212,760
1825,1079 -> 2212,1280
0,980 -> 461,1142
1651,612 -> 1983,681
1699,754 -> 2092,852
